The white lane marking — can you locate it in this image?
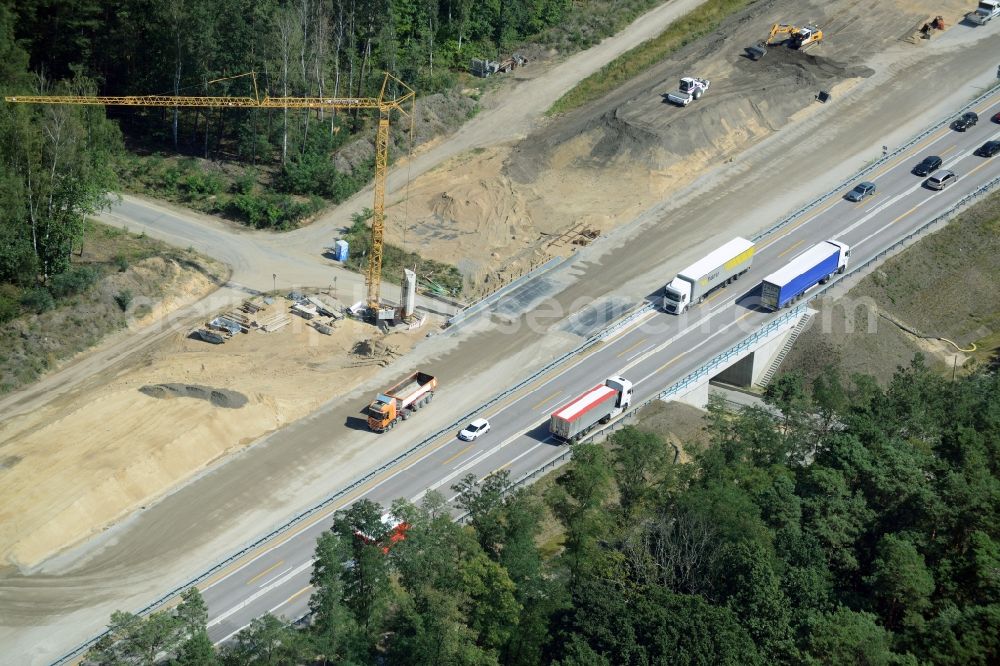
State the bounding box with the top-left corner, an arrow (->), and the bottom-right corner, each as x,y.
634,312 -> 756,386
409,429 -> 532,504
256,567 -> 292,589
208,558 -> 314,629
616,311 -> 725,377
537,397 -> 568,415
625,343 -> 657,361
445,438 -> 550,503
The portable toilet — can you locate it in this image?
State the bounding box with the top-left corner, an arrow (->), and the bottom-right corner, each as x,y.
334,239 -> 349,262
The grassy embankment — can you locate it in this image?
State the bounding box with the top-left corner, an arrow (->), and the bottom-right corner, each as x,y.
549,0 -> 756,114
0,221 -> 227,393
781,188 -> 1000,385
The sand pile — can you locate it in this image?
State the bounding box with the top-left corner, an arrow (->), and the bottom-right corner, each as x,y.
0,303 -> 428,568
391,0 -> 966,294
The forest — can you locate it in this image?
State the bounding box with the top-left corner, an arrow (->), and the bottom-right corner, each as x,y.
88,359 -> 1000,664
0,0 -> 660,323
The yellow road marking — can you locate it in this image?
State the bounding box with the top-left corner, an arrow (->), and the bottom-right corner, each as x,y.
441,444 -> 475,465
867,127 -> 951,179
777,239 -> 805,258
890,203 -> 921,225
964,158 -> 994,180
531,389 -> 563,409
481,462 -> 512,482
246,560 -> 284,585
759,197 -> 838,251
616,336 -> 649,358
279,585 -> 313,608
939,144 -> 957,157
649,352 -> 685,377
702,289 -> 724,306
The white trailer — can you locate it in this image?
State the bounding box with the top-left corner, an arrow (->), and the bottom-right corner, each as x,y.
663,237 -> 756,314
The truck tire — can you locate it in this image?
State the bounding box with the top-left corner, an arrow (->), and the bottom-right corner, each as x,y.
426,392 -> 434,402
402,411 -> 410,420
693,89 -> 702,100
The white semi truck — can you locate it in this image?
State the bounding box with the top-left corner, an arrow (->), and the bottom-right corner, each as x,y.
549,376 -> 633,442
663,237 -> 756,314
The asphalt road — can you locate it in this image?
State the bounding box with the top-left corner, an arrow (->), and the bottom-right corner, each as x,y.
5,22 -> 999,665
200,96 -> 1000,645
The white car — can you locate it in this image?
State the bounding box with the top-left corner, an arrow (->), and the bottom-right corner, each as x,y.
458,418 -> 491,441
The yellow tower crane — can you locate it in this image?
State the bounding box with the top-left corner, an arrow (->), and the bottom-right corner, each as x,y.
5,72 -> 416,316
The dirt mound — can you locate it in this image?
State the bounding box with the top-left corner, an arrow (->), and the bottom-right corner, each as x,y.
139,383 -> 248,409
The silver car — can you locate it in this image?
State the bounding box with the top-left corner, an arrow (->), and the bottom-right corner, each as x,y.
925,169 -> 957,190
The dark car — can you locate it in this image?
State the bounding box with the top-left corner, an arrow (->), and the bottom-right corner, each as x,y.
993,111 -> 1000,124
974,140 -> 1000,157
845,181 -> 876,202
952,111 -> 978,132
912,155 -> 942,176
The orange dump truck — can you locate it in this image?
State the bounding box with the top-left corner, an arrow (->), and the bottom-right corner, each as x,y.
367,371 -> 437,432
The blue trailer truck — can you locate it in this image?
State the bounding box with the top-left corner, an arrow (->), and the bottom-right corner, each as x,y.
760,240 -> 850,310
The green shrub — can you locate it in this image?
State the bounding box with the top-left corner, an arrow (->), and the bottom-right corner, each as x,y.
0,294 -> 19,323
49,266 -> 101,298
114,254 -> 129,272
20,287 -> 55,314
179,171 -> 223,197
114,289 -> 133,311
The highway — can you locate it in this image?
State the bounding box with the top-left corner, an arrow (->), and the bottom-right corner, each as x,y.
200,95 -> 1000,644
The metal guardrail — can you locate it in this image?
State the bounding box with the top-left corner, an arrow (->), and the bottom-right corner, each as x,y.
51,297 -> 653,664
446,256 -> 564,330
51,72 -> 1000,666
750,81 -> 1000,244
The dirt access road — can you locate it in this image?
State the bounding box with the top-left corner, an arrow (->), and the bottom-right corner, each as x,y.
5,3 -> 1000,663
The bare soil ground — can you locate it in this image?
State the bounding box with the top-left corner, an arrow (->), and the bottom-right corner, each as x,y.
781,189 -> 1000,386
390,0 -> 967,296
0,300 -> 429,569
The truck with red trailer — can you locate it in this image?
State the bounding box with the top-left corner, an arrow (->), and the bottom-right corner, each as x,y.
549,376 -> 634,442
367,371 -> 437,432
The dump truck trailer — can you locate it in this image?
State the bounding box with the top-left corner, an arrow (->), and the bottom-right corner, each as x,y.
760,240 -> 850,310
367,371 -> 437,432
663,237 -> 755,314
550,376 -> 633,442
967,0 -> 1000,24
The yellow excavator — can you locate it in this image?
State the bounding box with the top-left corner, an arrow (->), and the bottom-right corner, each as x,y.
746,23 -> 823,60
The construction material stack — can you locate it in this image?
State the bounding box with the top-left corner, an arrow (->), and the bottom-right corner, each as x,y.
550,376 -> 633,442
367,371 -> 437,432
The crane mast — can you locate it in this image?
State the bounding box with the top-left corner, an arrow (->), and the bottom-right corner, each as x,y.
5,71 -> 415,316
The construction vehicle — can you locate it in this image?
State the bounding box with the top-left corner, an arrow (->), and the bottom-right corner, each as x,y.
549,376 -> 633,442
747,22 -> 823,59
354,513 -> 410,554
967,0 -> 1000,24
5,72 -> 414,320
760,240 -> 850,310
666,77 -> 710,106
367,371 -> 437,432
662,237 -> 755,314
